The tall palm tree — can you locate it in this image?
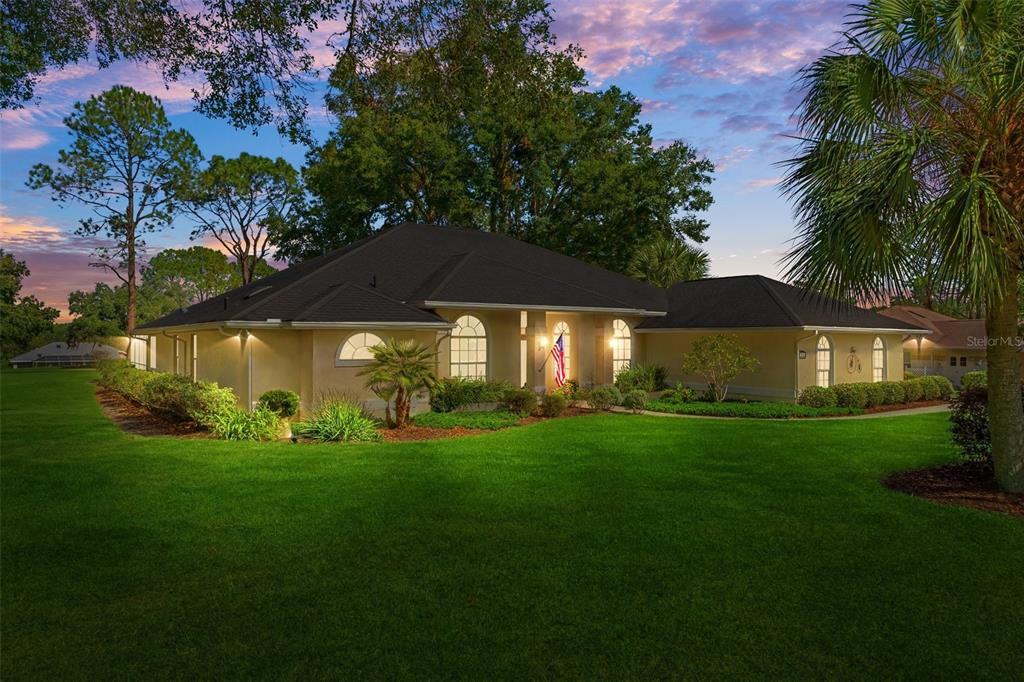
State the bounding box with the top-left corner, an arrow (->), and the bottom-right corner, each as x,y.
782,0 -> 1024,491
628,235 -> 710,287
359,338 -> 437,428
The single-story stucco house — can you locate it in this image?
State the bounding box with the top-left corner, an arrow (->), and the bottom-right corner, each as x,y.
135,223 -> 930,411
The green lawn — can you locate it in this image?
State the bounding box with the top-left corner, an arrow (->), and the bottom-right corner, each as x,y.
2,369 -> 1022,679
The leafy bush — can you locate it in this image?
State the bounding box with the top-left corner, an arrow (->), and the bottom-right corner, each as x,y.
949,387 -> 991,469
797,385 -> 837,408
880,381 -> 906,405
292,398 -> 381,442
97,359 -> 154,404
615,364 -> 667,393
863,382 -> 886,408
588,385 -> 621,411
923,375 -> 955,400
916,377 -> 940,401
190,382 -> 237,427
680,334 -> 760,402
210,405 -> 282,441
259,389 -> 300,417
663,382 -> 698,403
429,377 -> 510,413
413,410 -> 521,430
555,378 -> 580,405
833,383 -> 869,409
961,370 -> 987,389
901,379 -> 925,403
621,389 -> 648,413
501,387 -> 537,416
540,392 -> 568,417
647,398 -> 861,418
141,373 -> 199,420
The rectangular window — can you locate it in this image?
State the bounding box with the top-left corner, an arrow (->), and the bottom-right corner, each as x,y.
950,356 -> 957,366
191,334 -> 198,378
129,336 -> 148,369
960,357 -> 967,367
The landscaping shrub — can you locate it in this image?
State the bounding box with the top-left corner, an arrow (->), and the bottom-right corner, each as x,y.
646,398 -> 861,418
925,375 -> 955,400
292,398 -> 381,442
621,389 -> 648,413
797,385 -> 837,408
97,359 -> 154,403
961,370 -> 987,389
209,405 -> 282,441
429,377 -> 510,413
614,364 -> 666,393
833,383 -> 869,409
880,381 -> 906,405
540,392 -> 568,417
501,387 -> 537,416
663,382 -> 698,403
588,385 -> 621,411
556,378 -> 580,405
413,410 -> 521,430
863,382 -> 886,408
901,379 -> 925,403
916,377 -> 940,401
190,382 -> 237,428
141,373 -> 200,420
680,334 -> 760,402
949,387 -> 991,469
259,389 -> 300,417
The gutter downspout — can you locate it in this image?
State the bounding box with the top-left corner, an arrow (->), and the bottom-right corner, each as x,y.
794,330 -> 819,400
161,330 -> 184,375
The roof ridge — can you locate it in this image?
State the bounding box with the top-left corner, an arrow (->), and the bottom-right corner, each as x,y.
755,276 -> 803,327
230,228 -> 403,321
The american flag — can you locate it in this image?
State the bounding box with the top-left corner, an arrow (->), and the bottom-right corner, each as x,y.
550,333 -> 566,387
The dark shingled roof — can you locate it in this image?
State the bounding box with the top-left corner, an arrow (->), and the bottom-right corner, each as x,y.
635,275 -> 927,331
139,223 -> 666,329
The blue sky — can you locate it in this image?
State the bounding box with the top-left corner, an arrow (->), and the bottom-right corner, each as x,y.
0,0 -> 849,317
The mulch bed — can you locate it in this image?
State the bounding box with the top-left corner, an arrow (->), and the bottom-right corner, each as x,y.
95,386 -> 212,438
864,400 -> 947,414
883,464 -> 1024,518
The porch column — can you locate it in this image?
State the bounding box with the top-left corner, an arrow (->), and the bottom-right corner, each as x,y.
524,310 -> 547,393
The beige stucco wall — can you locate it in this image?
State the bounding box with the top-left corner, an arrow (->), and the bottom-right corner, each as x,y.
641,329 -> 906,400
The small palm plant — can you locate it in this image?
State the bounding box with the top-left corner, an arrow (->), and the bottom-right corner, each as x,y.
359,338 -> 437,428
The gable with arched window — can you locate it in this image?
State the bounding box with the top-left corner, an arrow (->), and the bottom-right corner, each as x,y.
451,315 -> 487,378
872,336 -> 886,382
611,319 -> 631,377
337,332 -> 383,366
552,320 -> 571,380
816,336 -> 833,387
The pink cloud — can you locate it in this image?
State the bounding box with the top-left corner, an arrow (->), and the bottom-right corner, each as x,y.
551,0 -> 846,84
742,176 -> 783,191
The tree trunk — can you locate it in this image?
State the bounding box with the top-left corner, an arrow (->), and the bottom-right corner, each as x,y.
986,273 -> 1024,492
125,209 -> 137,361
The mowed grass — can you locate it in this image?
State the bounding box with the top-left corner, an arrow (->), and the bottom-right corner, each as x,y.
2,370 -> 1022,679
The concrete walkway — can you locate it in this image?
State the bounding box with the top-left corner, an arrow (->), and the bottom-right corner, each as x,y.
609,404 -> 950,421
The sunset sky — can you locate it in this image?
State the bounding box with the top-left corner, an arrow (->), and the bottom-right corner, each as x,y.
0,0 -> 850,319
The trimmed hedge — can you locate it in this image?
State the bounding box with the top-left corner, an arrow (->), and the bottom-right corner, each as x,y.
961,370 -> 987,389
98,360 -> 236,429
797,385 -> 837,408
259,389 -> 300,417
648,398 -> 861,419
429,377 -> 511,413
413,410 -> 521,430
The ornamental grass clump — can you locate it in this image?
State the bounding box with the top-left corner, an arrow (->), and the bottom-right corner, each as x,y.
292,399 -> 381,442
210,405 -> 282,441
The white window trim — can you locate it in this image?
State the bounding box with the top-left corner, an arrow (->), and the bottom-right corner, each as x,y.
611,319 -> 632,377
872,336 -> 886,382
450,314 -> 489,379
336,332 -> 384,367
816,335 -> 834,387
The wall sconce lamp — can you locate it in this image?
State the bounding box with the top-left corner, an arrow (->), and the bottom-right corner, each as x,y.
537,335 -> 548,350
798,350 -> 807,359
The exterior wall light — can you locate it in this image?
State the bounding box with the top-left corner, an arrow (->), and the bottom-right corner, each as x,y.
798,350 -> 807,359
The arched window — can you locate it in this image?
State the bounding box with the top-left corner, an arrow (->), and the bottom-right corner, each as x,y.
552,320 -> 571,380
451,315 -> 487,378
611,319 -> 631,377
816,336 -> 833,387
872,336 -> 886,382
337,332 -> 383,365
